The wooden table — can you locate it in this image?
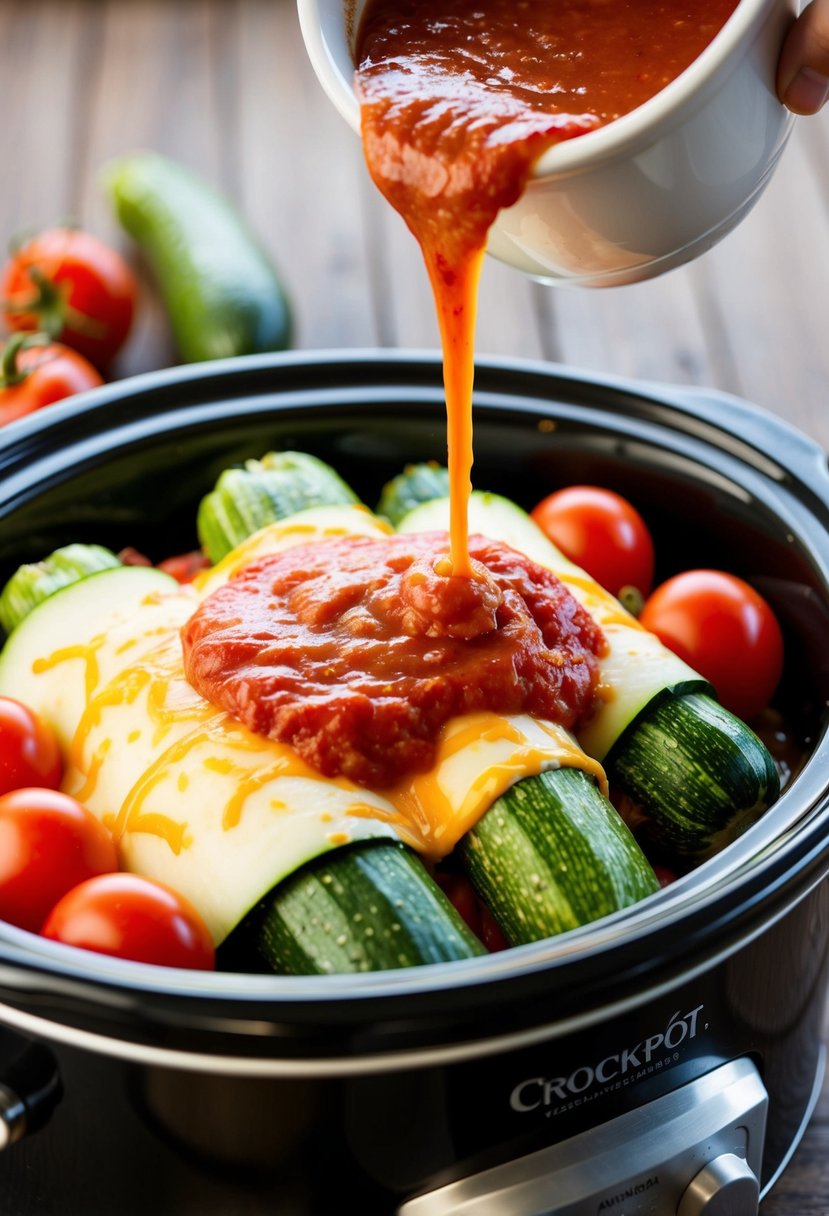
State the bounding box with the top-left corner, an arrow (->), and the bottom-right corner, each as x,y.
1,1 -> 828,1212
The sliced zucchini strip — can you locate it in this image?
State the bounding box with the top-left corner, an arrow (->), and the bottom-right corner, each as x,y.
377,461 -> 450,526
197,450 -> 360,563
606,691 -> 779,860
239,841 -> 486,974
0,543 -> 122,635
460,767 -> 659,946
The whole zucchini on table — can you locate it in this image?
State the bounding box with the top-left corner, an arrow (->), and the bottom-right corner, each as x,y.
105,151 -> 293,362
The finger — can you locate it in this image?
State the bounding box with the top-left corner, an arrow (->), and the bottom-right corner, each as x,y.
776,1 -> 829,114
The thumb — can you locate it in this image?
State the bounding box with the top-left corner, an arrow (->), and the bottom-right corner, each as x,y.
777,1 -> 829,114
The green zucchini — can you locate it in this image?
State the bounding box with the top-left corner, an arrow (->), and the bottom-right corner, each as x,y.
606,691 -> 778,860
105,151 -> 292,362
377,462 -> 450,526
0,543 -> 122,636
460,767 -> 659,945
395,481 -> 780,861
233,841 -> 486,974
197,451 -> 360,563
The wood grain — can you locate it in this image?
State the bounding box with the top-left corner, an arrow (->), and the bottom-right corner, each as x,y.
0,2 -> 828,1212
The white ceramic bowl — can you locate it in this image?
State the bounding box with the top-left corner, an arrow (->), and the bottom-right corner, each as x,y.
297,0 -> 800,286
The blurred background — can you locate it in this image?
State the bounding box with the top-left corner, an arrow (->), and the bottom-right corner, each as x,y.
2,0 -> 829,450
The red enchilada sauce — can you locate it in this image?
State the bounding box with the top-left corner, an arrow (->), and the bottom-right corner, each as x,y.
184,2 -> 736,786
182,533 -> 605,788
355,0 -> 738,572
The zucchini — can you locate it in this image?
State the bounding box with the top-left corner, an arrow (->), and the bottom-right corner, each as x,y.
396,484 -> 780,861
233,841 -> 485,974
105,151 -> 293,362
606,691 -> 778,860
0,543 -> 121,636
377,462 -> 450,526
460,767 -> 659,945
197,451 -> 360,563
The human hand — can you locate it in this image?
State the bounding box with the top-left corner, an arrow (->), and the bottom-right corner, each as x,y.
777,0 -> 829,114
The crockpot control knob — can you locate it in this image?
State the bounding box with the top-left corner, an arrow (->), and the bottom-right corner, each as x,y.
0,1083 -> 28,1150
0,1040 -> 62,1150
677,1153 -> 760,1216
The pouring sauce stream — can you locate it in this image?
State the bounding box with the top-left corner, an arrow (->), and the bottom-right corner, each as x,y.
354,0 -> 738,574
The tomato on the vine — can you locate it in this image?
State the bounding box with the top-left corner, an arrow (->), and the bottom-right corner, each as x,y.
42,873 -> 216,970
0,696 -> 62,796
1,227 -> 136,369
530,485 -> 655,602
639,569 -> 784,722
0,787 -> 118,933
0,334 -> 103,428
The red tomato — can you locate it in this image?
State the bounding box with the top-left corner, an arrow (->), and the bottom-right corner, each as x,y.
0,335 -> 103,427
42,873 -> 216,970
652,864 -> 679,889
479,903 -> 509,953
1,227 -> 136,369
0,697 -> 62,796
436,871 -> 482,938
0,788 -> 118,933
639,569 -> 784,722
530,486 -> 655,601
158,550 -> 212,584
437,871 -> 509,951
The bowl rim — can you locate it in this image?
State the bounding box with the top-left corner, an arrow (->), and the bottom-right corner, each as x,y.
296,0 -> 792,179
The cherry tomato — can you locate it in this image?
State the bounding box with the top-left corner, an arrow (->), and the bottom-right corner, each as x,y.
42,873 -> 215,970
0,335 -> 103,428
117,546 -> 153,567
436,871 -> 482,938
652,864 -> 679,889
0,697 -> 62,796
158,550 -> 212,584
479,903 -> 509,952
1,227 -> 136,368
0,788 -> 118,933
437,871 -> 509,951
530,485 -> 655,601
639,569 -> 784,722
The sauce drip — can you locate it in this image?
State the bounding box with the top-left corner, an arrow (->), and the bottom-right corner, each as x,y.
355,0 -> 738,572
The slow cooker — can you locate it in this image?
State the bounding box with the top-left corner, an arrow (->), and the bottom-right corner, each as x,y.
0,350 -> 827,1216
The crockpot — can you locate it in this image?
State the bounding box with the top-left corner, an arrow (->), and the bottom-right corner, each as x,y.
0,351 -> 827,1216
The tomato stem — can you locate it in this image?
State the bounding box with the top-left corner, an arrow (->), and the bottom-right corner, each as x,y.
3,266 -> 107,341
3,266 -> 65,337
0,332 -> 50,388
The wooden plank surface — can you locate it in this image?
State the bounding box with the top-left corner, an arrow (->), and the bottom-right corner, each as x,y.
0,1 -> 828,1212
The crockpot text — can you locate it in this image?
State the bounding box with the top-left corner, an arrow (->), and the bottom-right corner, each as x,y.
510,1005 -> 705,1113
